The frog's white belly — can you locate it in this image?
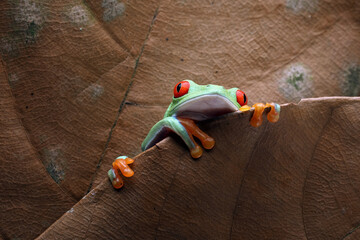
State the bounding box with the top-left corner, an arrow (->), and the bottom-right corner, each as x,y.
173,94 -> 238,121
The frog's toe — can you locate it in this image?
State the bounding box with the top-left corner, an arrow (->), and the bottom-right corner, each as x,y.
202,136 -> 215,150
250,102 -> 281,128
177,117 -> 214,158
113,156 -> 135,178
108,167 -> 124,189
108,156 -> 135,189
190,145 -> 203,159
265,103 -> 281,123
250,103 -> 266,127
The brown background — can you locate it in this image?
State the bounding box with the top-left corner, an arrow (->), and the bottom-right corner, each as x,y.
0,0 -> 359,239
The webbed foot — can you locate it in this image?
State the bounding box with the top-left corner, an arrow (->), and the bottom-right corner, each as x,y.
265,103 -> 280,123
177,117 -> 215,158
250,102 -> 280,127
108,156 -> 134,189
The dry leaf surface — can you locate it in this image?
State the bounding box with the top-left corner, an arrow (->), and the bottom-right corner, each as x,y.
38,97 -> 360,240
0,0 -> 359,239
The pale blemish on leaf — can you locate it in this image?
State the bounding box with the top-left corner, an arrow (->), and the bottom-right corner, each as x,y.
0,37 -> 20,58
102,0 -> 125,22
66,5 -> 92,26
46,161 -> 65,184
286,0 -> 318,13
41,148 -> 66,184
342,65 -> 360,96
0,38 -> 16,54
278,63 -> 313,102
89,84 -> 104,99
13,0 -> 45,26
287,70 -> 304,90
75,83 -> 104,104
7,0 -> 46,45
1,0 -> 45,59
7,73 -> 19,88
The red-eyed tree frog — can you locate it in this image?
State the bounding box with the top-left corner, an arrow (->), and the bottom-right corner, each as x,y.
108,80 -> 280,189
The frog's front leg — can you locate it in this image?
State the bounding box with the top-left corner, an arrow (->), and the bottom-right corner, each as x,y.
245,102 -> 281,127
108,156 -> 134,189
141,117 -> 214,159
177,117 -> 215,158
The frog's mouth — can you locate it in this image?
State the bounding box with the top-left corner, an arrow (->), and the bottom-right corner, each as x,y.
173,94 -> 238,121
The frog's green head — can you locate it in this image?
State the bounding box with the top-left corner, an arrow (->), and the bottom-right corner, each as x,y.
164,80 -> 248,120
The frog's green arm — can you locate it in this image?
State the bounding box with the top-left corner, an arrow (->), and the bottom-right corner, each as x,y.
141,117 -> 195,151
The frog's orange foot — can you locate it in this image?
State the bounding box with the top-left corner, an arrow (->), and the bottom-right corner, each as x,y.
190,145 -> 203,159
250,102 -> 280,127
265,103 -> 280,123
108,156 -> 134,189
177,117 -> 215,159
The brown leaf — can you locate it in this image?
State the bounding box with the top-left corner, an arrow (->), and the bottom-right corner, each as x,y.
38,97 -> 360,239
0,0 -> 359,239
0,60 -> 75,240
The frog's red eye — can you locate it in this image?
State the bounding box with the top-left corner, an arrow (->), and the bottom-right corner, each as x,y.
173,81 -> 190,98
236,90 -> 247,106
